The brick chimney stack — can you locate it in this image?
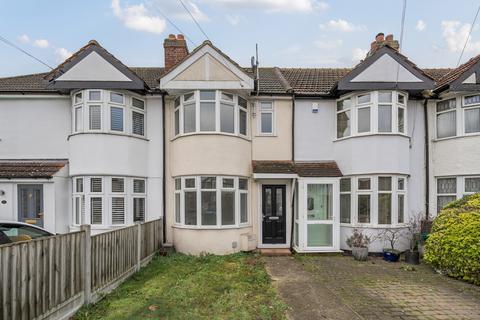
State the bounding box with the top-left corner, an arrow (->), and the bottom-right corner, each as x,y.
368,32 -> 400,57
164,34 -> 189,72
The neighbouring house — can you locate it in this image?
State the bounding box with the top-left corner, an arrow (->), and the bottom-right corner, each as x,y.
0,32 -> 479,254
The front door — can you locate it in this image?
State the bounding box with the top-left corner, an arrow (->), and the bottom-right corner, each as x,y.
17,184 -> 44,227
262,185 -> 286,244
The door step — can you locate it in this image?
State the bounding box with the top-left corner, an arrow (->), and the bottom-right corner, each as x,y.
258,248 -> 292,256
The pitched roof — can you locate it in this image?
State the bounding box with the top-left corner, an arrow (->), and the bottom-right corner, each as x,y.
252,160 -> 342,177
279,68 -> 351,95
0,160 -> 68,179
435,54 -> 480,90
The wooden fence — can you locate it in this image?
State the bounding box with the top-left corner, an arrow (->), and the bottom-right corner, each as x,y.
0,219 -> 163,320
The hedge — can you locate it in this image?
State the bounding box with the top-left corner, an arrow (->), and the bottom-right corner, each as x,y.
424,194 -> 480,285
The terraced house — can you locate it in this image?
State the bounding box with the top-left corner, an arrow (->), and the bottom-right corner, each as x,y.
0,32 -> 479,254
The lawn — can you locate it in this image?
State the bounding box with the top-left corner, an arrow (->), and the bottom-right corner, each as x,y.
74,253 -> 287,320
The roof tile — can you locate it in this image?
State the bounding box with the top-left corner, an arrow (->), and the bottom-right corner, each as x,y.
0,160 -> 68,178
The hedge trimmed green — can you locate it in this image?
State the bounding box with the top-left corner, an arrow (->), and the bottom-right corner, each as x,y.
424,194 -> 480,285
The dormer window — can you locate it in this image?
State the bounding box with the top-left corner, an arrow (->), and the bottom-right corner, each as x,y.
336,91 -> 407,139
173,90 -> 248,138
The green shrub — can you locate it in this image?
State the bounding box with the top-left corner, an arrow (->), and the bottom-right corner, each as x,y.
424,194 -> 480,285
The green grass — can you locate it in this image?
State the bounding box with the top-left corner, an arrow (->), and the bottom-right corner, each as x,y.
75,253 -> 287,320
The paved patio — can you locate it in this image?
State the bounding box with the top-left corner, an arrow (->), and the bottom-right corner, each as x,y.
265,255 -> 480,320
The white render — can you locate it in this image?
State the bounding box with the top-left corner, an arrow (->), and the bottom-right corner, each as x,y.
351,54 -> 423,83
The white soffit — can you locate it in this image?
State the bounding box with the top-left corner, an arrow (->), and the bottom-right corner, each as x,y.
56,51 -> 131,82
462,73 -> 476,84
351,54 -> 423,83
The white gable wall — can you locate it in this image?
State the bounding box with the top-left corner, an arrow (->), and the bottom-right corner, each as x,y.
351,54 -> 423,82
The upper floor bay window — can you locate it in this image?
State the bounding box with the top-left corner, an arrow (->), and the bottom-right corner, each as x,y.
173,90 -> 248,138
174,176 -> 249,228
336,91 -> 407,139
72,89 -> 146,137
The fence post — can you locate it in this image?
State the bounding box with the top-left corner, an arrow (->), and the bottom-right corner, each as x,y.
136,222 -> 142,271
80,225 -> 92,304
159,218 -> 163,250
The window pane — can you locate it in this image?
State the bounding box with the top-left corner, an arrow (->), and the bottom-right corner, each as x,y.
240,193 -> 248,223
307,224 -> 333,247
184,191 -> 197,225
175,193 -> 181,223
239,179 -> 248,190
76,178 -> 83,193
239,109 -> 247,135
75,107 -> 83,132
133,198 -> 145,222
378,194 -> 392,224
110,107 -> 124,132
437,196 -> 456,212
174,97 -> 180,108
465,108 -> 480,133
238,96 -> 247,108
378,177 -> 392,191
260,101 -> 273,110
336,99 -> 351,111
200,90 -> 216,100
111,197 -> 125,224
200,102 -> 215,131
220,103 -> 235,133
307,184 -> 333,221
174,109 -> 180,135
110,92 -> 124,104
201,177 -> 216,189
378,92 -> 392,103
358,195 -> 370,223
133,179 -> 145,193
175,178 -> 181,190
201,191 -> 216,225
111,178 -> 124,193
437,111 -> 456,138
185,178 -> 196,188
221,191 -> 235,225
464,95 -> 480,106
358,93 -> 370,104
340,194 -> 351,223
261,112 -> 273,133
357,107 -> 370,133
378,105 -> 392,132
437,98 -> 456,112
74,92 -> 82,104
90,178 -> 102,193
132,97 -> 145,110
132,111 -> 145,136
437,178 -> 456,194
74,197 -> 81,224
337,110 -> 350,138
398,107 -> 405,133
398,178 -> 405,190
89,90 -> 101,101
465,178 -> 480,193
184,92 -> 194,102
340,178 -> 351,192
183,103 -> 196,133
221,92 -> 233,101
358,178 -> 371,190
223,178 -> 234,188
398,194 -> 404,223
90,197 -> 102,224
398,94 -> 405,104
89,105 -> 101,130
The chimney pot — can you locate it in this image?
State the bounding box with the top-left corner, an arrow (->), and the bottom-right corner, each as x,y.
176,34 -> 185,40
168,34 -> 176,39
375,32 -> 385,42
386,34 -> 394,41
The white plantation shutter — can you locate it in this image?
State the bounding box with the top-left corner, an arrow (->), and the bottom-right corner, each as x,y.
89,105 -> 102,130
90,178 -> 102,192
111,197 -> 125,224
132,111 -> 144,136
132,97 -> 145,110
110,107 -> 124,132
111,178 -> 125,193
90,197 -> 103,224
133,179 -> 145,193
133,197 -> 145,222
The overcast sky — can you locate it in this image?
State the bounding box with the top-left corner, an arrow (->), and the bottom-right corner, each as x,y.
1,0 -> 480,77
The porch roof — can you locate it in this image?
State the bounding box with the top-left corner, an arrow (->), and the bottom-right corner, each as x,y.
252,161 -> 342,177
0,159 -> 68,179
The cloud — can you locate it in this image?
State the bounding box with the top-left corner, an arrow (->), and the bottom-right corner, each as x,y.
416,20 -> 426,31
352,48 -> 368,62
314,39 -> 343,49
320,19 -> 366,32
201,0 -> 328,13
111,0 -> 166,34
225,14 -> 241,26
55,48 -> 72,62
441,20 -> 480,54
33,39 -> 49,48
18,34 -> 30,44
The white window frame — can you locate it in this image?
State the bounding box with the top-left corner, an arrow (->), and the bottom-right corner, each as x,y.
72,177 -> 84,226
436,98 -> 457,139
131,96 -> 146,137
339,178 -> 352,225
133,178 -> 147,222
336,98 -> 352,139
377,176 -> 393,225
397,177 -> 406,224
110,177 -> 126,225
109,105 -> 125,133
462,95 -> 480,135
258,101 -> 275,136
436,177 -> 458,213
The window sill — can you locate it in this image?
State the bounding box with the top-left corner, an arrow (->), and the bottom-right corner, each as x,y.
255,134 -> 277,137
340,223 -> 409,229
433,133 -> 480,142
172,224 -> 251,230
68,132 -> 149,141
171,132 -> 251,142
334,133 -> 409,142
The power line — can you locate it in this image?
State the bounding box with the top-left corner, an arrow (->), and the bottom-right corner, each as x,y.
457,5 -> 480,67
398,0 -> 407,51
152,6 -> 197,46
177,0 -> 210,41
0,35 -> 54,70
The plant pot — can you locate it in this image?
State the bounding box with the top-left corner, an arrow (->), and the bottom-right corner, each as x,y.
383,250 -> 400,262
352,247 -> 368,261
405,250 -> 420,265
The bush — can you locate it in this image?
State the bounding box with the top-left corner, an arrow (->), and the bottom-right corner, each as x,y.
424,194 -> 480,285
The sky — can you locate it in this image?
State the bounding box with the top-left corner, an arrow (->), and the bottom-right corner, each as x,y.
1,0 -> 480,77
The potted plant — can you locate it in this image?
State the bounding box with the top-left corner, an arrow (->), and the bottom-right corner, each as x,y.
378,228 -> 404,262
405,214 -> 422,264
346,229 -> 371,261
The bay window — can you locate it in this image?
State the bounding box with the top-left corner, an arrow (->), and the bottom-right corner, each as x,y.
336,91 -> 407,139
397,177 -> 406,223
436,98 -> 456,138
174,90 -> 248,137
378,177 -> 392,224
174,176 -> 249,228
